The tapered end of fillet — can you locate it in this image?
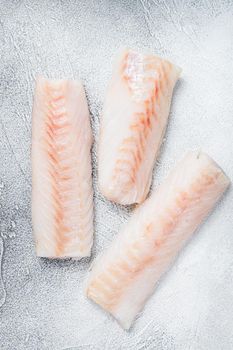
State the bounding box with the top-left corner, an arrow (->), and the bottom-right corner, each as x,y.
85,287 -> 132,330
86,280 -> 145,330
185,150 -> 230,188
110,311 -> 134,330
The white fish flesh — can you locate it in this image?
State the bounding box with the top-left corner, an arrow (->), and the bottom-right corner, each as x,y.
86,151 -> 230,329
32,77 -> 94,259
98,48 -> 181,205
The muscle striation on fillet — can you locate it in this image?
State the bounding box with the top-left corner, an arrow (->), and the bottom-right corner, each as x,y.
112,52 -> 172,194
99,48 -> 181,205
87,151 -> 230,328
32,78 -> 94,258
87,168 -> 221,310
44,84 -> 72,255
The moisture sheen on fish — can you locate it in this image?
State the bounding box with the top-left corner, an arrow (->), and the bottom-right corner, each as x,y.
86,151 -> 230,329
99,48 -> 181,205
32,77 -> 94,259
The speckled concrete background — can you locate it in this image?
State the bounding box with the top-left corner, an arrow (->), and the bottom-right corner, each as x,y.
0,1 -> 233,349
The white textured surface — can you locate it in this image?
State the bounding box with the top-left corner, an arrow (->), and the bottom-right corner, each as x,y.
0,1 -> 232,349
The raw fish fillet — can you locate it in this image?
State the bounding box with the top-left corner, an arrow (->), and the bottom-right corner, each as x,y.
86,151 -> 230,329
99,48 -> 181,205
32,77 -> 93,259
